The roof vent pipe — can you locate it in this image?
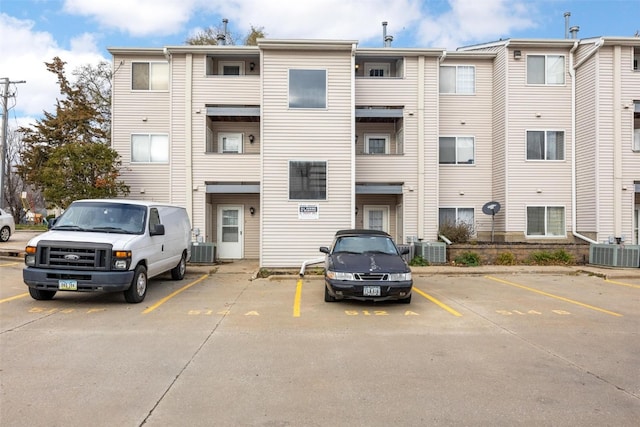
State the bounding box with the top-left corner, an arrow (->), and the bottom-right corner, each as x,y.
570,26 -> 580,39
382,21 -> 393,47
564,12 -> 571,39
220,18 -> 229,45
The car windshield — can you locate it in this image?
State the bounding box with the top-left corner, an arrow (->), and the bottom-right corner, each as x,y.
52,202 -> 147,234
332,235 -> 398,255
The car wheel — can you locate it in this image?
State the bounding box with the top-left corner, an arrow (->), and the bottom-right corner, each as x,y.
398,294 -> 412,304
324,285 -> 337,302
124,265 -> 147,303
28,287 -> 56,300
171,252 -> 187,280
0,226 -> 10,242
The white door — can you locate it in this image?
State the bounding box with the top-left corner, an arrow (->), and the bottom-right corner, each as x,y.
364,205 -> 389,232
217,205 -> 243,259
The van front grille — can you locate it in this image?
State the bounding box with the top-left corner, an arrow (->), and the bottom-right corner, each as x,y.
35,240 -> 112,271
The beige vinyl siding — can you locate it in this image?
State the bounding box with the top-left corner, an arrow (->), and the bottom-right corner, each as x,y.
169,54 -> 187,208
492,48 -> 507,233
422,57 -> 440,241
261,48 -> 354,267
111,53 -> 172,202
439,58 -> 494,235
575,49 -> 598,235
505,47 -> 574,236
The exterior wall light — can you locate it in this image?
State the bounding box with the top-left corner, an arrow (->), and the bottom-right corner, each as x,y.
514,50 -> 522,60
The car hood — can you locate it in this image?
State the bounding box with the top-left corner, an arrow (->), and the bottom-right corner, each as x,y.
27,230 -> 139,248
328,253 -> 410,273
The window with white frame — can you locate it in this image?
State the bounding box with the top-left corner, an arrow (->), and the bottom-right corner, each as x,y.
131,134 -> 169,163
364,62 -> 391,77
289,161 -> 327,200
439,136 -> 475,164
527,55 -> 565,85
633,47 -> 639,71
218,133 -> 243,153
365,134 -> 390,154
289,69 -> 327,109
439,208 -> 475,230
527,206 -> 565,237
132,62 -> 169,90
633,101 -> 640,151
364,206 -> 390,232
527,130 -> 565,160
439,65 -> 475,94
219,61 -> 244,76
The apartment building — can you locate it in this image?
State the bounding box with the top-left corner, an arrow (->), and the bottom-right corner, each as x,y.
109,36 -> 640,267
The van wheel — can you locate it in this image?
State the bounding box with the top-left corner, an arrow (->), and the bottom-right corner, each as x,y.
171,252 -> 187,280
124,265 -> 147,303
29,288 -> 56,300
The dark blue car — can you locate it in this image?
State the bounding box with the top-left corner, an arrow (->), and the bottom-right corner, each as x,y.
319,229 -> 413,304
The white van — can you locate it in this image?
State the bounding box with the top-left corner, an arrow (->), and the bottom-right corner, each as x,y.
23,199 -> 191,303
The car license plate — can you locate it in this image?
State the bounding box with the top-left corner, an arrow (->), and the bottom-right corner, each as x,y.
58,280 -> 77,291
363,286 -> 380,296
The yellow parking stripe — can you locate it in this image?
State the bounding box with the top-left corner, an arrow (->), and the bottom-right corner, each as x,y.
412,287 -> 462,317
293,279 -> 302,317
0,293 -> 29,304
0,262 -> 21,267
485,275 -> 623,317
143,274 -> 209,314
605,279 -> 640,289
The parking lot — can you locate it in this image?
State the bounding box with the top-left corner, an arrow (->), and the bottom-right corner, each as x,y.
1,251 -> 639,426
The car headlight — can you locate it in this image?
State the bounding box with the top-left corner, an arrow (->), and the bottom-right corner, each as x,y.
388,272 -> 412,281
112,250 -> 132,270
326,270 -> 355,281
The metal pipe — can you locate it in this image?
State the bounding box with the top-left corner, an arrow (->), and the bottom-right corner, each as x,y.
299,257 -> 324,277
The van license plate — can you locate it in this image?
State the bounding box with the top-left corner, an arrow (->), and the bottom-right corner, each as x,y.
363,286 -> 380,296
59,280 -> 77,291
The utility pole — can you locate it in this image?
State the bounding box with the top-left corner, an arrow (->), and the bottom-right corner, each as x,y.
0,77 -> 26,209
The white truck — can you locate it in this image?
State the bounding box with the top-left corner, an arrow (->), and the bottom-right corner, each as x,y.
23,199 -> 191,303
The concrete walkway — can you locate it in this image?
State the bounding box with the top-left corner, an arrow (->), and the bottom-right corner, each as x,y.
3,230 -> 639,280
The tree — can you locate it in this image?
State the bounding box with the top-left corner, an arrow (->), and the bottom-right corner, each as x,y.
17,57 -> 129,209
186,24 -> 266,45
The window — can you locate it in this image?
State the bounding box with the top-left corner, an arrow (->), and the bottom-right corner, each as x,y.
439,208 -> 474,229
289,69 -> 326,109
364,62 -> 391,77
132,62 -> 169,90
219,61 -> 244,76
131,134 -> 169,163
633,47 -> 639,71
527,206 -> 565,237
439,65 -> 475,94
365,134 -> 390,154
218,133 -> 243,153
634,101 -> 640,151
527,131 -> 565,160
364,206 -> 390,232
439,137 -> 475,164
289,161 -> 327,200
527,55 -> 565,85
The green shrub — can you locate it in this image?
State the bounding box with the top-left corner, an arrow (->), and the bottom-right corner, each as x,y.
495,252 -> 516,265
454,251 -> 481,266
527,249 -> 574,265
438,221 -> 474,243
409,255 -> 430,266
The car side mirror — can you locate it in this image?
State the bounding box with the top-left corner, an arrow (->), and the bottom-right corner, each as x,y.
150,224 -> 165,236
319,246 -> 330,254
398,246 -> 410,255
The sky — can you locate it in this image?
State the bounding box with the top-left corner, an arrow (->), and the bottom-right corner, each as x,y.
1,0 -> 639,128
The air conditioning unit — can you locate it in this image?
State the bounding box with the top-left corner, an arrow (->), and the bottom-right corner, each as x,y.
589,244 -> 640,268
415,242 -> 447,264
190,242 -> 215,263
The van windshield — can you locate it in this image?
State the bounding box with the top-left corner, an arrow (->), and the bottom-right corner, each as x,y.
52,202 -> 147,235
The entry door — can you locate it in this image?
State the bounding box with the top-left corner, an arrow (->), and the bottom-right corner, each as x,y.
217,206 -> 243,259
363,206 -> 389,232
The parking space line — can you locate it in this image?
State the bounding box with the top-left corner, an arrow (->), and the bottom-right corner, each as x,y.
412,287 -> 462,317
293,279 -> 302,317
0,261 -> 21,267
0,293 -> 29,304
484,276 -> 623,317
142,274 -> 209,314
604,279 -> 640,289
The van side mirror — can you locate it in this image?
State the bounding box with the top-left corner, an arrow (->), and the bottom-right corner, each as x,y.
48,218 -> 57,229
150,224 -> 165,236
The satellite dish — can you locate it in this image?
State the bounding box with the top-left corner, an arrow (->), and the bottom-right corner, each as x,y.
482,201 -> 501,216
482,201 -> 501,242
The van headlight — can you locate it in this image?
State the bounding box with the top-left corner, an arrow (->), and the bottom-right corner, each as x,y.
326,270 -> 355,281
25,246 -> 37,266
112,250 -> 132,270
388,272 -> 412,281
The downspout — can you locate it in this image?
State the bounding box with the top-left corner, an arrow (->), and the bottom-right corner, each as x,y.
185,53 -> 194,223
163,47 -> 175,203
417,54 -> 427,239
570,39 -> 602,244
351,43 -> 357,229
